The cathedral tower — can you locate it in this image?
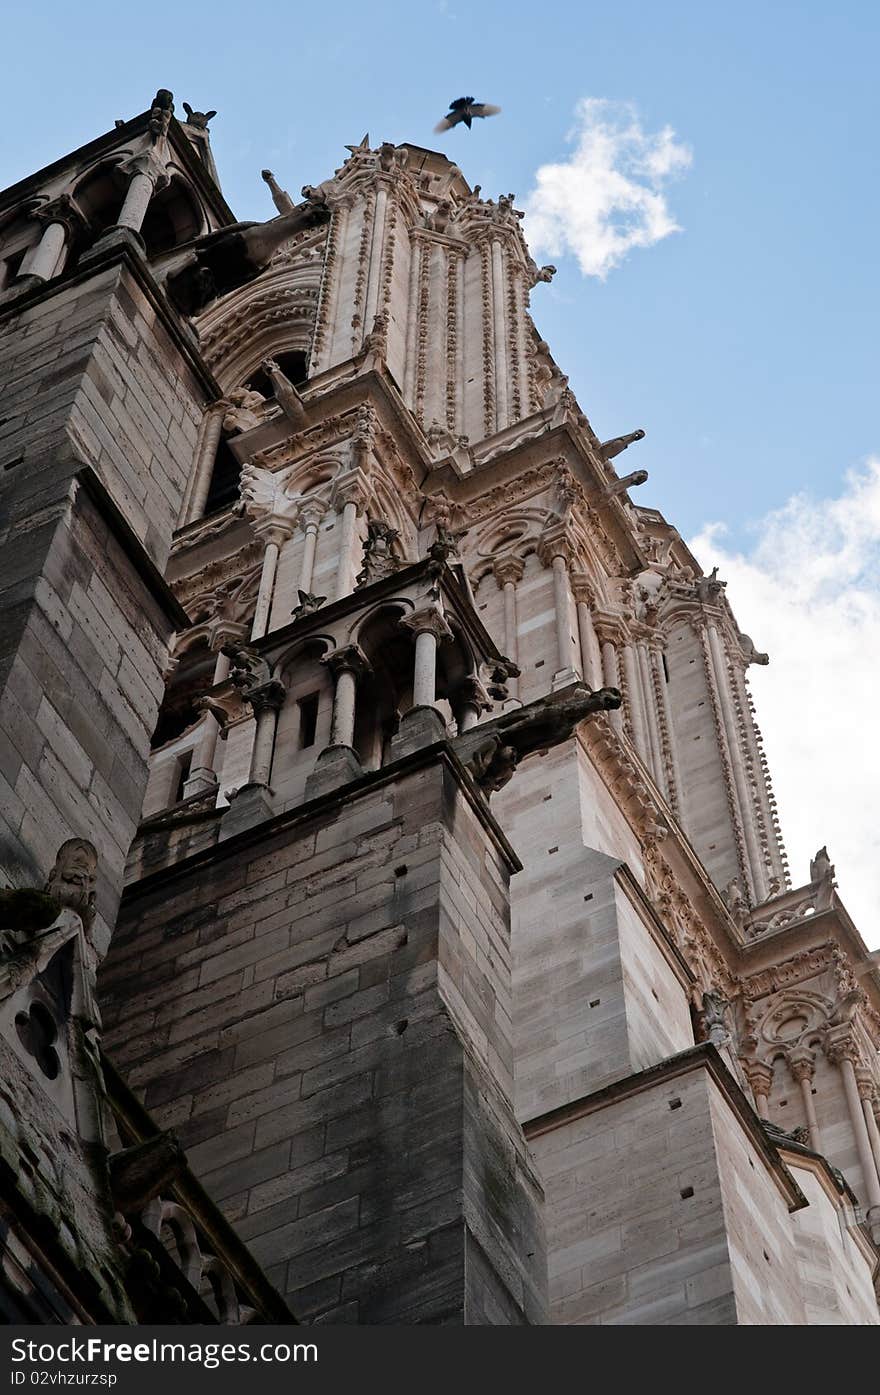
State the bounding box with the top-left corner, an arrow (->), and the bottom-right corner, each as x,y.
2,95 -> 879,1325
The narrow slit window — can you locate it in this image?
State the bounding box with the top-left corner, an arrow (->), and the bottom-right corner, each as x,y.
298,693 -> 320,749
174,751 -> 193,803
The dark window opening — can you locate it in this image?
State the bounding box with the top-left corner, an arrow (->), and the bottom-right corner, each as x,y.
141,179 -> 202,257
662,653 -> 670,682
73,165 -> 126,254
174,751 -> 193,804
203,435 -> 242,516
151,641 -> 215,750
245,351 -> 308,399
298,693 -> 320,750
2,247 -> 28,287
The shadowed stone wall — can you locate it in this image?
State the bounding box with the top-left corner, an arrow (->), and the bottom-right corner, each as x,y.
0,254 -> 210,943
101,753 -> 547,1324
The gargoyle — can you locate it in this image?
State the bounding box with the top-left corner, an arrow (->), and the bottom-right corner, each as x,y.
182,103 -> 216,130
109,1132 -> 185,1214
164,201 -> 329,316
221,644 -> 272,698
262,358 -> 307,428
456,685 -> 621,797
599,429 -> 645,462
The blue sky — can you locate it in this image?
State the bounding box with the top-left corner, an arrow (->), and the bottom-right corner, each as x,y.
3,0 -> 877,544
4,1 -> 879,931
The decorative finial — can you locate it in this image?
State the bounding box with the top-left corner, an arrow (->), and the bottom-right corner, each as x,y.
345,134 -> 370,154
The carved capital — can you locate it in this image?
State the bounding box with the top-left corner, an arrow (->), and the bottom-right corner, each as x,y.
787,1048 -> 815,1084
247,680 -> 286,716
743,1059 -> 774,1095
825,1027 -> 860,1067
298,499 -> 328,532
324,644 -> 371,681
34,193 -> 88,236
252,513 -> 297,548
537,526 -> 575,569
399,606 -> 454,644
330,467 -> 372,515
855,1069 -> 878,1103
570,571 -> 597,607
493,555 -> 525,588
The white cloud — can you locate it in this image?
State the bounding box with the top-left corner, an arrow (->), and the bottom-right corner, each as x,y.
689,461 -> 880,946
523,98 -> 692,279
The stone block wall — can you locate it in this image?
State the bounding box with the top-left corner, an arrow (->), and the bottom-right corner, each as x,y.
101,753 -> 546,1324
498,739 -> 693,1122
528,1048 -> 807,1325
0,257 -> 209,938
786,1162 -> 879,1324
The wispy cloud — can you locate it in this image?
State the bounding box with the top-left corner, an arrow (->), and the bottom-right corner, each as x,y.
523,98 -> 692,279
689,461 -> 880,944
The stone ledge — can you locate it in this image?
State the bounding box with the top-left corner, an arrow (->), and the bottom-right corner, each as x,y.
121,739 -> 523,908
523,1041 -> 808,1214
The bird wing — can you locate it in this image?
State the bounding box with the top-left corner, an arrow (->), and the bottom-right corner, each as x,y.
434,111 -> 463,132
471,103 -> 501,118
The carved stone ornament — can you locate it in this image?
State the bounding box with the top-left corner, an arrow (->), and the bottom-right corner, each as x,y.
45,838 -> 98,935
222,644 -> 272,697
456,685 -> 622,798
356,519 -> 401,587
291,590 -> 327,619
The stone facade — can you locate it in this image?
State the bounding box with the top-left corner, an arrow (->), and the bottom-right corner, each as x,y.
1,91 -> 878,1324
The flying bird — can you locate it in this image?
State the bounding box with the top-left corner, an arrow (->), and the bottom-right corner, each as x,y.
434,97 -> 501,132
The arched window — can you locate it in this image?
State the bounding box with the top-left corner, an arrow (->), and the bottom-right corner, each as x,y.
243,350 -> 308,399
73,164 -> 126,251
141,178 -> 203,257
202,435 -> 242,516
151,639 -> 215,749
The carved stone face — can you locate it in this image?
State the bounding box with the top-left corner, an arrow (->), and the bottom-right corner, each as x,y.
46,839 -> 98,929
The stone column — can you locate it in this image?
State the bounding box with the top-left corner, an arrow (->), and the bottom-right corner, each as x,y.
297,502 -> 326,595
10,196 -> 86,293
182,401 -> 228,525
651,643 -> 681,813
620,641 -> 649,756
183,707 -> 222,799
400,606 -> 453,711
827,1031 -> 880,1212
744,1060 -> 773,1118
706,621 -> 766,899
325,646 -> 371,750
248,682 -> 286,787
220,672 -> 286,838
331,471 -> 371,601
455,676 -> 492,734
538,534 -> 578,688
390,607 -> 454,755
116,161 -> 158,234
636,639 -> 665,786
570,575 -> 602,689
491,238 -> 509,430
493,555 -> 524,702
788,1049 -> 823,1153
250,518 -> 295,641
596,621 -> 623,734
856,1071 -> 880,1183
304,645 -> 373,798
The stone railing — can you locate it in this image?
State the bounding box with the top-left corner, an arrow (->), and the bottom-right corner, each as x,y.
102,1052 -> 295,1325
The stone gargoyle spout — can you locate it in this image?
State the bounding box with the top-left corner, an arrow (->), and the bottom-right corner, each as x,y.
454,683 -> 622,797
163,198 -> 329,316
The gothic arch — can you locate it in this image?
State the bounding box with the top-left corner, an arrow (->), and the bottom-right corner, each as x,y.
195,257 -> 325,392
